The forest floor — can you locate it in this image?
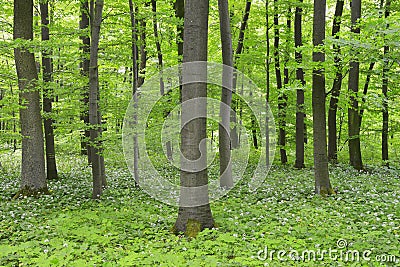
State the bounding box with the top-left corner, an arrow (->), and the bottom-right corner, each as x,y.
0,152 -> 399,266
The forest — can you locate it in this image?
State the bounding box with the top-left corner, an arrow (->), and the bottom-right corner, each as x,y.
0,0 -> 399,265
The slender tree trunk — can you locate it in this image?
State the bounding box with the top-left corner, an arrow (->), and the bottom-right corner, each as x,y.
294,0 -> 305,169
151,0 -> 173,161
359,62 -> 375,124
174,0 -> 184,63
348,0 -> 363,170
174,0 -> 214,237
265,0 -> 271,167
40,0 -> 58,180
231,1 -> 251,149
13,0 -> 48,197
218,0 -> 233,189
312,0 -> 334,195
89,0 -> 104,199
273,0 -> 287,164
137,7 -> 147,88
80,0 -> 91,160
382,0 -> 391,166
327,0 -> 344,163
129,0 -> 139,187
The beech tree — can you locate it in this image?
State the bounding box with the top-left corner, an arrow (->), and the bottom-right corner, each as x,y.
218,0 -> 233,189
40,0 -> 58,180
89,0 -> 105,199
327,0 -> 344,163
13,0 -> 47,196
294,0 -> 306,169
174,0 -> 214,237
312,0 -> 334,195
348,0 -> 363,170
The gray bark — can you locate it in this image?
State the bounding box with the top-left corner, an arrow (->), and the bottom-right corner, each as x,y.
348,0 -> 363,170
174,0 -> 214,236
89,0 -> 104,199
312,0 -> 333,195
13,0 -> 47,195
218,0 -> 233,189
40,0 -> 58,180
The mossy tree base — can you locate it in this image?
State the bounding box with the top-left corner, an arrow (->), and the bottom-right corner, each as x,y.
172,218 -> 215,238
12,186 -> 50,200
315,185 -> 336,196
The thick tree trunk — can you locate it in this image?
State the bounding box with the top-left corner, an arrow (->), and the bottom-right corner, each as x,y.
218,0 -> 233,189
273,0 -> 287,164
382,0 -> 391,166
231,1 -> 251,149
89,0 -> 104,199
174,0 -> 214,237
348,0 -> 363,171
327,0 -> 344,163
312,0 -> 334,195
40,1 -> 58,180
13,0 -> 47,196
294,0 -> 305,169
80,0 -> 91,160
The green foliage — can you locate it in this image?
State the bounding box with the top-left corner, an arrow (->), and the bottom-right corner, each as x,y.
1,153 -> 399,266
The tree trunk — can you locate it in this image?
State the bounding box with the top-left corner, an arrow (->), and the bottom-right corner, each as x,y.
382,0 -> 391,166
273,0 -> 287,164
151,0 -> 173,161
294,0 -> 306,169
80,0 -> 91,160
359,62 -> 375,124
174,0 -> 184,63
218,0 -> 233,189
129,0 -> 139,187
312,0 -> 334,195
348,0 -> 363,171
138,6 -> 148,88
89,0 -> 104,199
327,0 -> 344,163
174,0 -> 214,237
13,0 -> 48,196
40,0 -> 58,180
231,1 -> 251,149
265,0 -> 271,167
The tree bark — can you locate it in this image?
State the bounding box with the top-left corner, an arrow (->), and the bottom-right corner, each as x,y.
129,0 -> 140,187
327,0 -> 344,163
13,0 -> 47,196
312,0 -> 334,195
89,0 -> 104,199
174,0 -> 184,63
218,0 -> 233,189
265,0 -> 271,167
174,0 -> 214,237
231,1 -> 251,149
294,0 -> 306,169
80,0 -> 91,160
40,0 -> 58,180
382,0 -> 391,166
348,0 -> 363,170
151,0 -> 173,161
273,0 -> 287,164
